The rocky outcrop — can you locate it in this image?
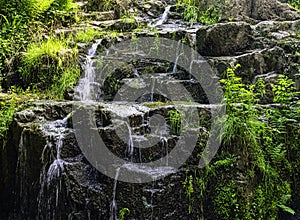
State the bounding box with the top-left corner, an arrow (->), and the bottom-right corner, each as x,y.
193,19 -> 300,84
224,0 -> 300,21
1,0 -> 300,219
196,22 -> 252,56
0,102 -> 214,219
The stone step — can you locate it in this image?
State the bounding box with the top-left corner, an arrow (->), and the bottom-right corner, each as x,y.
15,101 -> 213,166
111,76 -> 208,103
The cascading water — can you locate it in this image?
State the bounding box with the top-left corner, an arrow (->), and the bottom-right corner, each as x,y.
172,40 -> 182,74
150,77 -> 156,102
125,122 -> 134,161
161,137 -> 169,166
109,167 -> 121,220
37,115 -> 70,219
76,39 -> 103,102
71,26 -> 191,219
151,6 -> 172,27
15,130 -> 27,217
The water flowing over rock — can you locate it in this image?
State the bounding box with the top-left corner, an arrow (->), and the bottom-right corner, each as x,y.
1,0 -> 300,219
0,101 -> 214,219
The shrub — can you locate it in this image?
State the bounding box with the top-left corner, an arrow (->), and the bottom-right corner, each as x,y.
176,0 -> 223,24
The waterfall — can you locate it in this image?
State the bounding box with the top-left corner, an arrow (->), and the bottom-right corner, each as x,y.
37,115 -> 70,219
151,6 -> 172,27
76,40 -> 102,101
16,130 -> 25,197
47,134 -> 64,183
172,40 -> 181,74
133,69 -> 140,78
150,77 -> 156,102
189,60 -> 195,80
15,130 -> 27,217
161,137 -> 169,166
125,122 -> 134,161
110,167 -> 121,220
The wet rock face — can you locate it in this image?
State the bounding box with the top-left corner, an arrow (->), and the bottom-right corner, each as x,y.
0,102 -> 212,219
196,22 -> 252,56
1,0 -> 300,219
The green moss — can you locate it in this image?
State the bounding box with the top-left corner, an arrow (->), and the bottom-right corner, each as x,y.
143,102 -> 173,108
287,0 -> 300,10
214,180 -> 239,219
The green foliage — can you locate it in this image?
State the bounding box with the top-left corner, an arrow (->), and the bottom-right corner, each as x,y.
198,7 -> 221,25
287,0 -> 300,9
213,155 -> 236,169
20,37 -> 80,98
272,75 -> 296,105
213,66 -> 299,219
51,67 -> 80,99
183,173 -> 194,214
214,180 -> 239,219
168,109 -> 182,135
179,66 -> 299,220
176,0 -> 222,24
0,93 -> 17,140
0,14 -> 28,79
0,0 -> 78,85
75,28 -> 102,43
0,87 -> 38,144
177,0 -> 199,24
119,208 -> 130,220
22,38 -> 69,69
0,0 -> 76,19
220,64 -> 263,159
278,194 -> 296,215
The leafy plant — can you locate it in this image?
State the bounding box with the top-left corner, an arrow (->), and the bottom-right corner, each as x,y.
119,207 -> 130,220
0,93 -> 17,140
287,0 -> 300,10
216,65 -> 298,219
168,109 -> 182,135
278,194 -> 295,215
183,173 -> 194,214
176,0 -> 222,24
272,74 -> 297,105
0,0 -> 80,88
214,180 -> 239,219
